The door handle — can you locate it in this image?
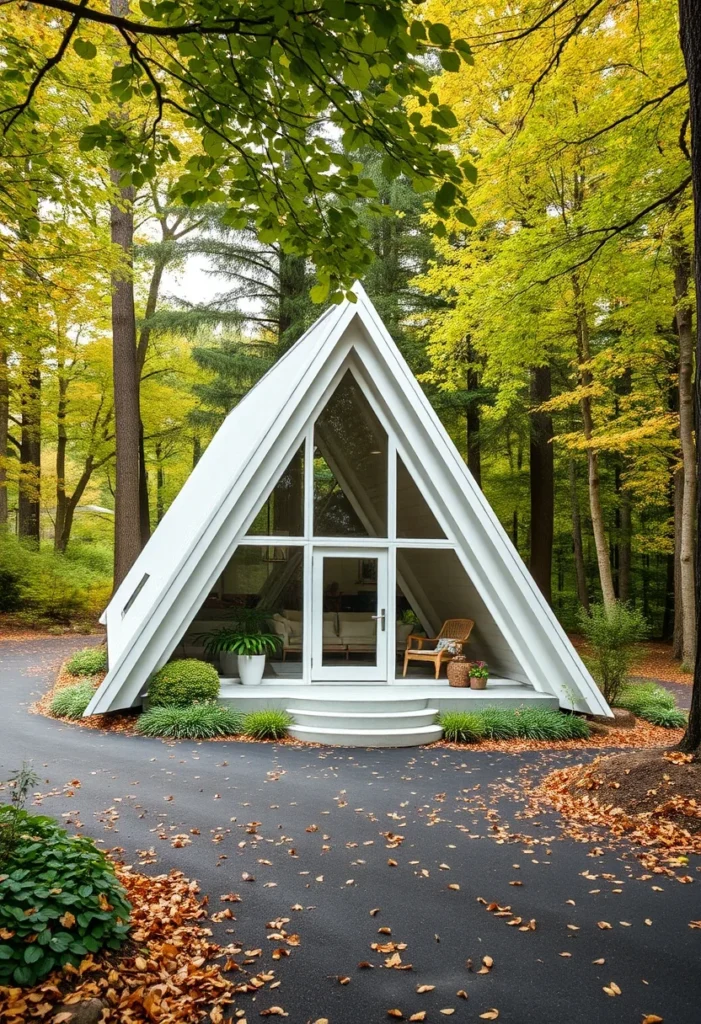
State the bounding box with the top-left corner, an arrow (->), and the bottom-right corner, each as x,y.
372,608 -> 386,631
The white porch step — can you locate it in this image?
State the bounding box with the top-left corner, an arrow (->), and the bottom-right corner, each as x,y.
287,706 -> 438,731
289,695 -> 428,713
288,723 -> 443,748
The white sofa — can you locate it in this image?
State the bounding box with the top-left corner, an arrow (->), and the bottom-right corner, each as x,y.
272,609 -> 377,658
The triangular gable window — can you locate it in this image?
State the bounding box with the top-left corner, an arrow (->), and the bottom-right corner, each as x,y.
314,370 -> 388,536
245,443 -> 304,537
396,455 -> 446,539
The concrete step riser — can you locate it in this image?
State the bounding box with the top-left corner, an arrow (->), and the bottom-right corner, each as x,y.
290,711 -> 438,731
288,725 -> 443,748
289,698 -> 427,713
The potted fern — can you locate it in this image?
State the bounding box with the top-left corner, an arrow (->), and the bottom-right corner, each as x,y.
195,626 -> 280,684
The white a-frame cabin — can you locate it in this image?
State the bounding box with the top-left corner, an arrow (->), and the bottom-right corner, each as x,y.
88,283 -> 610,745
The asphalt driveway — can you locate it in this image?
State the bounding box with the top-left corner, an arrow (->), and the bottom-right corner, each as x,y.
1,636 -> 699,1024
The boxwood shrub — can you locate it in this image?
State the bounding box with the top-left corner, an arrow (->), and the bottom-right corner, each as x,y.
50,681 -> 97,720
66,647 -> 107,677
136,703 -> 244,739
148,659 -> 220,707
0,808 -> 131,986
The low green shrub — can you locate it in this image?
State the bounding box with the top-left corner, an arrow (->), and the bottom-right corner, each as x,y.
617,683 -> 675,715
578,602 -> 649,706
558,713 -> 592,739
512,708 -> 591,740
0,808 -> 131,986
66,647 -> 107,676
438,711 -> 484,743
243,709 -> 292,740
148,659 -> 220,707
639,704 -> 687,729
50,681 -> 97,720
136,703 -> 244,739
0,567 -> 22,612
479,707 -> 519,739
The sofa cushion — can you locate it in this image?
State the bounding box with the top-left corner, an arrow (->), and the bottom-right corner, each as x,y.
338,616 -> 376,640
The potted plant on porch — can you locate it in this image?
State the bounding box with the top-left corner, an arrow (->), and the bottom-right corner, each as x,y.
195,626 -> 280,684
469,661 -> 489,690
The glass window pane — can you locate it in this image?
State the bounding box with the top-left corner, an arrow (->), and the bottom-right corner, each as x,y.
396,455 -> 446,539
184,544 -> 304,675
321,555 -> 378,667
314,371 -> 388,536
246,444 -> 304,536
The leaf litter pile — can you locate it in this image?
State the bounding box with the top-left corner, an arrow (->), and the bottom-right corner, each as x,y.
0,866 -> 242,1023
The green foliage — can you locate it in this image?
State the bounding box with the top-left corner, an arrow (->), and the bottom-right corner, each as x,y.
148,659 -> 220,707
0,808 -> 131,986
225,633 -> 280,656
136,703 -> 244,739
66,647 -> 107,676
50,681 -> 97,720
243,709 -> 292,741
0,536 -> 111,623
0,567 -> 21,612
617,683 -> 686,728
438,711 -> 484,743
438,707 -> 591,743
479,708 -> 519,739
578,603 -> 649,706
0,763 -> 39,864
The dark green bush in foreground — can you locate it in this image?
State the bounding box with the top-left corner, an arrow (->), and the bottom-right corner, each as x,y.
66,647 -> 107,676
0,808 -> 131,986
136,703 -> 244,739
50,681 -> 97,719
243,709 -> 292,740
148,659 -> 220,707
438,708 -> 591,743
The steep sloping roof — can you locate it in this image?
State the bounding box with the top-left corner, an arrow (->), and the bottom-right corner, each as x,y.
88,284 -> 610,718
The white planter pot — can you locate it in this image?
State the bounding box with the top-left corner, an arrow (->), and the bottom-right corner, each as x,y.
237,653 -> 266,686
396,623 -> 413,649
220,651 -> 239,677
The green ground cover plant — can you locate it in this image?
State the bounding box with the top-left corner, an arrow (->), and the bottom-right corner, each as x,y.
243,709 -> 293,741
66,647 -> 107,676
136,703 -> 244,739
49,681 -> 97,720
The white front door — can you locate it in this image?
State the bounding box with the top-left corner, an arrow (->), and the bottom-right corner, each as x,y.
311,548 -> 388,681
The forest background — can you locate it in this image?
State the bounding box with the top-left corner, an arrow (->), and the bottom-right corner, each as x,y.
0,0 -> 696,665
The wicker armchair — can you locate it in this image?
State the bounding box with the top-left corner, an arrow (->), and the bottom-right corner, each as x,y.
402,618 -> 475,679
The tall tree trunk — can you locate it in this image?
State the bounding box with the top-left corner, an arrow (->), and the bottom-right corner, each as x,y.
109,0 -> 141,589
569,458 -> 589,612
155,441 -> 165,523
673,466 -> 685,657
529,364 -> 554,603
678,0 -> 701,751
18,361 -> 41,543
55,371 -> 68,551
110,169 -> 141,588
0,347 -> 8,527
672,232 -> 697,666
618,482 -> 632,603
573,274 -> 616,608
138,420 -> 150,545
466,340 -> 481,488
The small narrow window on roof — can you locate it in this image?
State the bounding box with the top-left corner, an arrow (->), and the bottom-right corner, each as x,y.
122,573 -> 150,617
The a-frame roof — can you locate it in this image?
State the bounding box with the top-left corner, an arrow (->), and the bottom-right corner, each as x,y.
87,284 -> 609,717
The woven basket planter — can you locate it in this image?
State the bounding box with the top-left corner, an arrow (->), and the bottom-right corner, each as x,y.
447,657 -> 471,688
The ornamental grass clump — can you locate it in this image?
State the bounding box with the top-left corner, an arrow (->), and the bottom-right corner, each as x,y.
243,709 -> 292,741
148,659 -> 220,707
479,707 -> 519,739
438,711 -> 484,743
136,703 -> 244,739
513,708 -> 591,741
49,680 -> 97,719
65,647 -> 107,677
617,683 -> 686,728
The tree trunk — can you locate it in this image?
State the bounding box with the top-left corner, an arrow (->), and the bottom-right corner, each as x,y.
672,232 -> 697,666
573,274 -> 616,608
529,364 -> 554,603
54,372 -> 68,551
155,441 -> 165,523
614,464 -> 632,603
0,347 -> 8,527
193,435 -> 201,468
138,420 -> 150,545
673,466 -> 685,657
110,168 -> 141,588
466,340 -> 482,488
678,0 -> 701,751
569,458 -> 589,612
18,361 -> 41,543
